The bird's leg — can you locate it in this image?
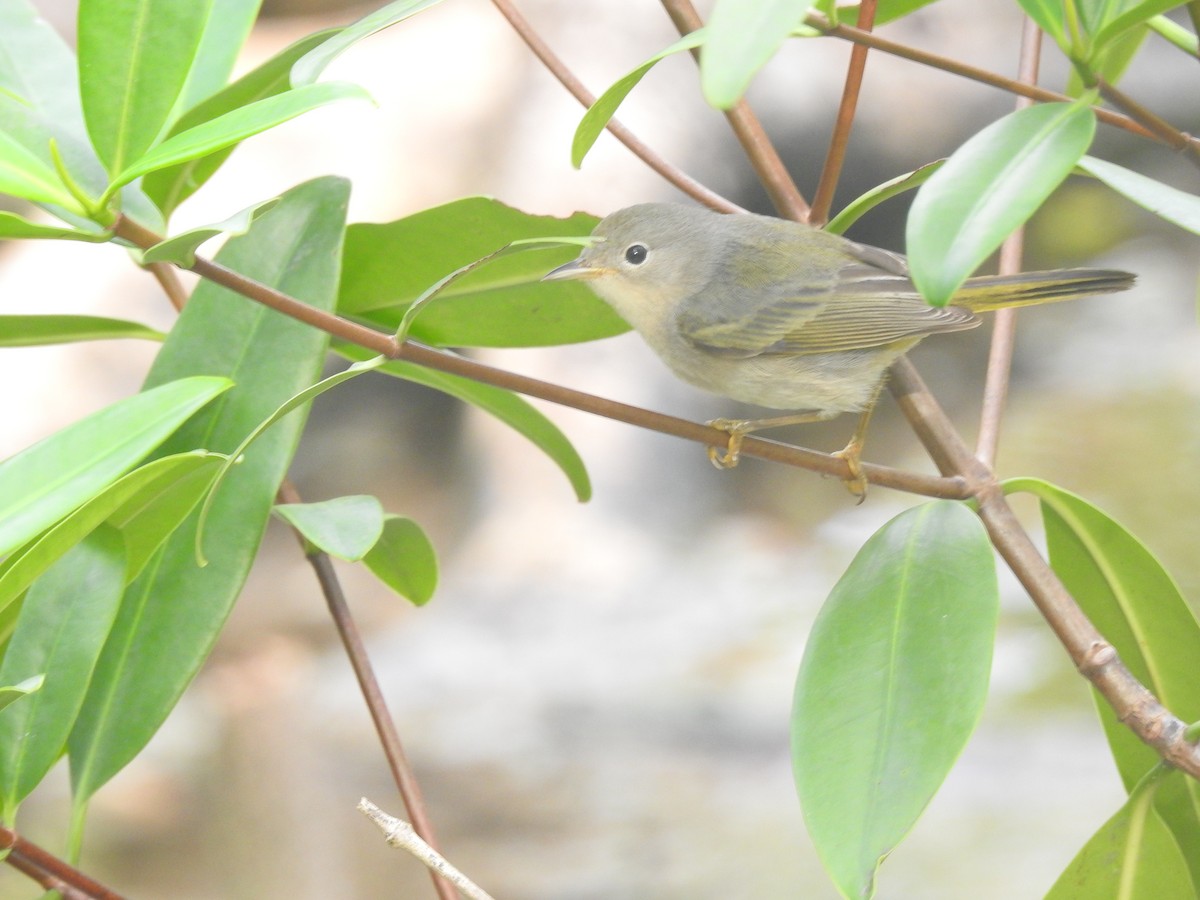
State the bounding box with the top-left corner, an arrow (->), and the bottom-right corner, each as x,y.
706,410 -> 838,469
830,380 -> 886,503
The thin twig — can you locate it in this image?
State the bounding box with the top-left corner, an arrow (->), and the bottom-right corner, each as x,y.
0,823 -> 126,900
658,0 -> 809,219
808,13 -> 1200,152
977,17 -> 1041,467
359,798 -> 496,900
1097,77 -> 1200,163
145,261 -> 189,312
809,0 -> 878,226
274,482 -> 459,900
488,0 -> 740,212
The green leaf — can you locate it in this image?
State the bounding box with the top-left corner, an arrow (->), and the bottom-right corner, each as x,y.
1087,0 -> 1187,47
834,0 -> 944,26
0,676 -> 44,714
907,100 -> 1096,306
0,376 -> 231,559
0,212 -> 110,242
0,453 -> 223,615
0,129 -> 80,210
107,81 -> 371,195
172,0 -> 262,115
363,515 -> 437,605
701,0 -> 819,109
67,176 -> 348,805
1066,22 -> 1148,93
793,501 -> 998,899
336,343 -> 592,502
340,197 -> 624,347
77,0 -> 216,174
0,527 -> 126,820
275,495 -> 384,561
1046,767 -> 1195,899
140,197 -> 279,265
1147,13 -> 1198,54
572,30 -> 706,168
1079,155 -> 1200,235
826,160 -> 942,235
1016,0 -> 1069,46
290,0 -> 447,86
1008,478 -> 1200,888
0,314 -> 164,347
142,28 -> 338,216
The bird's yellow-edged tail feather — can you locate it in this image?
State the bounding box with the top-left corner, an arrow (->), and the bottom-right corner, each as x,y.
954,268 -> 1135,312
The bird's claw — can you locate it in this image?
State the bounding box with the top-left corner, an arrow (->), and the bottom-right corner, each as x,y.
707,419 -> 747,470
832,438 -> 868,503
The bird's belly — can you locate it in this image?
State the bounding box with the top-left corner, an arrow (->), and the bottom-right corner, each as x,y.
671,348 -> 907,415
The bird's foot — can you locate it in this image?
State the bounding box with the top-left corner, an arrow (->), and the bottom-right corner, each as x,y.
706,419 -> 749,469
831,438 -> 868,503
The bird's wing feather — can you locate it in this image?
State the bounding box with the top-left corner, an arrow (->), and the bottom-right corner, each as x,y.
676,225 -> 978,357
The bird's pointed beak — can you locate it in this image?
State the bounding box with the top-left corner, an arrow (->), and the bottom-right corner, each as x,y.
542,257 -> 605,282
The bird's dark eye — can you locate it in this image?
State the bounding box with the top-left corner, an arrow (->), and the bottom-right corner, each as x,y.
624,244 -> 648,265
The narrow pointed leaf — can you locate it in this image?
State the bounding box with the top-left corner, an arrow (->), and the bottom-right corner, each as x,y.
0,130 -> 79,208
141,197 -> 279,265
77,0 -> 215,174
1016,0 -> 1069,44
0,213 -> 110,242
0,376 -> 230,559
1079,155 -> 1200,235
907,101 -> 1096,305
290,0 -> 446,86
336,343 -> 591,502
826,161 -> 942,235
573,30 -> 706,168
363,515 -> 437,605
0,527 -> 126,819
109,82 -> 370,192
0,314 -> 164,347
68,177 -> 348,802
275,496 -> 384,561
793,501 -> 998,898
172,0 -> 262,115
701,0 -> 818,109
0,677 -> 44,714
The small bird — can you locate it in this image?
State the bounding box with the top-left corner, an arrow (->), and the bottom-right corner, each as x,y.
544,202 -> 1134,496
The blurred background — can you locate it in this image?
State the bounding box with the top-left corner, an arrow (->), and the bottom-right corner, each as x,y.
2,0 -> 1198,896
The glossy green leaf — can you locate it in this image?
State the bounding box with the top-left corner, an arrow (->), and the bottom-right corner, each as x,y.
0,527 -> 126,820
142,28 -> 338,216
340,197 -> 623,347
68,177 -> 348,805
1086,0 -> 1187,47
0,453 -> 223,615
826,161 -> 942,235
907,101 -> 1096,306
0,314 -> 164,347
0,212 -> 109,241
275,496 -> 384,561
833,0 -> 944,26
77,0 -> 215,174
793,501 -> 998,899
290,0 -> 446,86
336,343 -> 592,502
0,376 -> 230,559
172,0 -> 262,115
107,82 -> 370,194
1147,13 -> 1198,54
1066,23 -> 1148,94
1008,478 -> 1200,887
141,197 -> 279,265
0,676 -> 44,714
701,0 -> 819,108
1046,766 -> 1195,899
1079,155 -> 1200,235
363,515 -> 437,606
572,30 -> 706,168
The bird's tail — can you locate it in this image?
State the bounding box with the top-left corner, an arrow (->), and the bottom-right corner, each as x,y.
954,268 -> 1135,312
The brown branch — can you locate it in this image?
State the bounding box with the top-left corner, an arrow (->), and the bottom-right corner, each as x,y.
809,0 -> 878,226
275,482 -> 458,900
0,823 -> 125,900
1097,77 -> 1200,163
808,13 -> 1200,153
487,0 -> 741,213
658,0 -> 809,220
977,17 -> 1041,467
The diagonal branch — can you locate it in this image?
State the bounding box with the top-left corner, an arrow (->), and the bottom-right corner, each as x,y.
0,823 -> 125,900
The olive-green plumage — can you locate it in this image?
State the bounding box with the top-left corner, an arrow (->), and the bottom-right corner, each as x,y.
546,202 -> 1134,417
